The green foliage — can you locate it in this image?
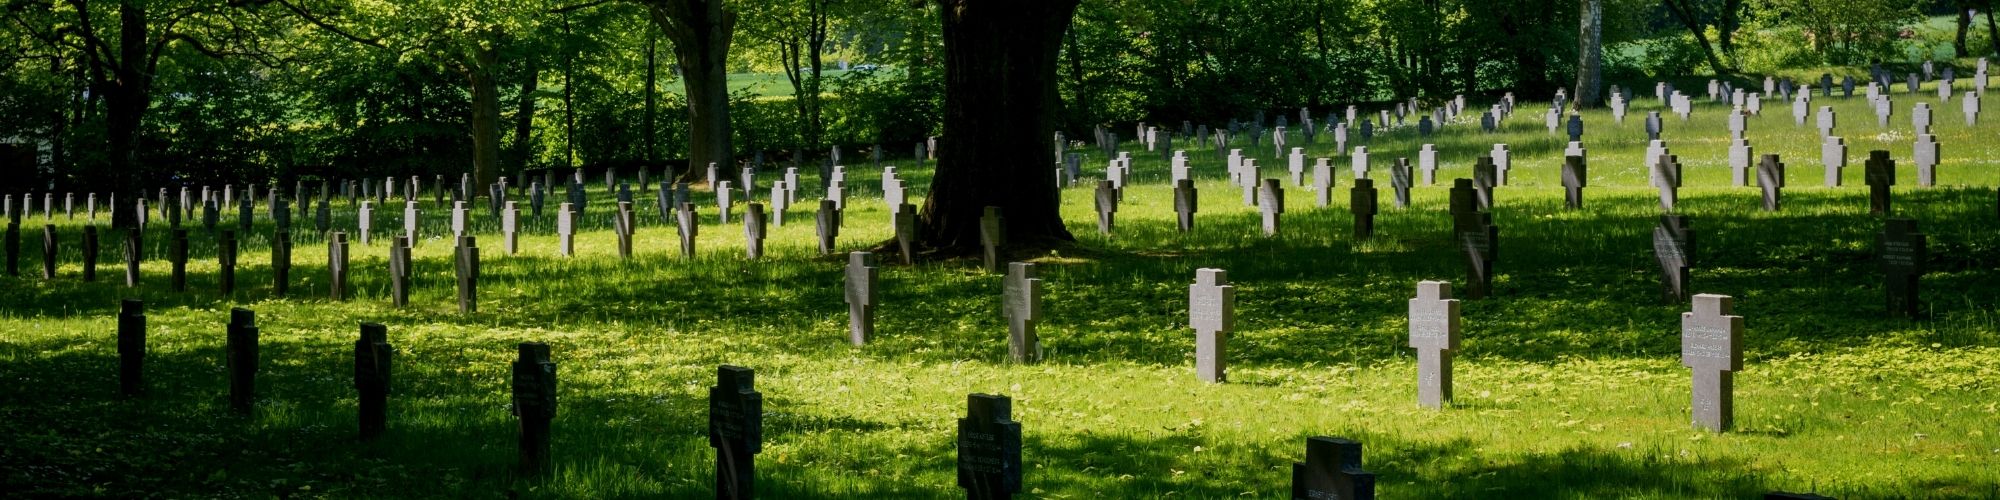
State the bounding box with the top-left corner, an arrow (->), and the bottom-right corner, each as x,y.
1748,0 -> 1923,65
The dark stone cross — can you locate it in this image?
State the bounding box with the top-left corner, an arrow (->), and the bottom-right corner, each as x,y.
123,228 -> 141,287
315,200 -> 331,233
1171,179 -> 1197,233
1654,154 -> 1682,212
1562,156 -> 1588,210
1291,437 -> 1377,500
456,236 -> 479,313
816,199 -> 841,255
716,181 -> 734,224
957,394 -> 1023,500
1003,262 -> 1043,364
677,202 -> 700,258
389,235 -> 412,307
846,252 -> 878,346
355,322 -> 392,440
1682,294 -> 1743,432
1645,111 -> 1664,140
744,203 -> 767,259
1409,281 -> 1460,409
170,229 -> 189,292
1654,215 -> 1696,303
1566,113 -> 1584,142
203,200 -> 219,232
118,300 -> 146,396
271,228 -> 292,297
1878,218 -> 1927,318
1864,150 -> 1895,216
503,202 -> 520,255
1094,181 -> 1118,236
217,230 -> 237,294
40,224 -> 56,280
1449,180 -> 1498,299
1351,179 -> 1377,239
328,232 -> 349,301
1757,155 -> 1786,212
709,365 -> 763,500
511,342 -> 558,474
1188,268 -> 1234,383
238,198 -> 253,233
1,221 -> 14,277
531,182 -> 546,217
1418,115 -> 1434,137
1389,159 -> 1412,209
226,308 -> 259,414
980,207 -> 1005,274
81,225 -> 98,282
1480,112 -> 1496,133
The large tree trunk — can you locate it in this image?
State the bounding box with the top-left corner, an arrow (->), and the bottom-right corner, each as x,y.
511,61 -> 540,173
1663,0 -> 1730,74
1987,3 -> 2000,57
1574,0 -> 1603,108
1959,5 -> 1973,58
103,0 -> 154,192
919,0 -> 1080,254
1718,0 -> 1743,56
468,44 -> 504,197
648,0 -> 738,183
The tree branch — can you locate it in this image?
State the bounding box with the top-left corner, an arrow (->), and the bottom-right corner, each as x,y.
274,0 -> 389,50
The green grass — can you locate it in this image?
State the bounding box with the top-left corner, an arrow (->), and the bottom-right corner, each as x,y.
2,81 -> 1998,498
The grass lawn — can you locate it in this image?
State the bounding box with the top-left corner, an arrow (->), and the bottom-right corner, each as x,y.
1,79 -> 1996,498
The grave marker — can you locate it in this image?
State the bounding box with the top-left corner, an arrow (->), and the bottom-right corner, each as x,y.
1655,215 -> 1695,303
122,229 -> 140,287
1409,281 -> 1460,409
1188,269 -> 1234,383
708,365 -> 763,500
744,203 -> 767,259
957,394 -> 1023,500
455,236 -> 478,313
1757,155 -> 1786,211
1879,218 -> 1927,318
1173,179 -> 1198,232
1562,155 -> 1587,210
1291,437 -> 1376,500
1003,262 -> 1043,364
1389,159 -> 1412,209
389,236 -> 411,307
40,225 -> 56,280
503,202 -> 519,254
1351,179 -> 1377,238
118,300 -> 146,395
1449,180 -> 1497,299
1259,179 -> 1284,237
226,308 -> 259,414
1654,154 -> 1682,212
355,323 -> 392,440
511,342 -> 557,473
328,232 -> 349,300
893,204 -> 916,265
1094,181 -> 1118,236
980,207 -> 1005,273
1913,135 -> 1939,187
1864,150 -> 1895,216
558,203 -> 576,256
615,201 -> 636,259
1682,294 -> 1743,432
816,199 -> 841,254
217,230 -> 237,294
845,252 -> 878,345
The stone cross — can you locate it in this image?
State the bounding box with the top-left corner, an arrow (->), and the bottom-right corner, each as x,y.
1003,262 -> 1043,364
957,394 -> 1023,499
119,300 -> 145,395
1312,158 -> 1335,207
744,203 -> 767,259
80,225 -> 98,282
557,202 -> 576,257
1409,281 -> 1460,409
217,230 -> 237,294
1291,437 -> 1376,500
1173,179 -> 1197,232
893,204 -> 916,265
1879,218 -> 1927,318
1389,159 -> 1412,209
1757,155 -> 1785,211
1729,138 -> 1755,186
1351,179 -> 1377,239
355,323 -> 393,440
1864,150 -> 1895,216
356,201 -> 373,246
1288,148 -> 1307,187
511,342 -> 557,473
39,224 -> 56,280
1682,294 -> 1743,432
1258,179 -> 1283,237
709,365 -> 763,500
668,202 -> 695,257
226,308 -> 259,414
1491,144 -> 1512,185
1449,180 -> 1497,299
389,235 -> 411,307
845,252 -> 878,345
164,228 -> 186,290
1350,146 -> 1370,180
815,199 -> 842,255
1913,135 -> 1939,187
329,232 -> 350,300
502,202 -> 520,254
1654,154 -> 1682,212
615,201 -> 636,259
456,236 -> 478,313
1562,155 -> 1587,210
1094,180 -> 1118,236
1188,269 -> 1234,383
402,202 -> 420,246
1655,215 -> 1695,303
1417,144 -> 1438,185
530,182 -> 545,217
451,201 -> 468,239
1963,91 -> 1980,125
1238,159 -> 1258,206
979,207 -> 1005,274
